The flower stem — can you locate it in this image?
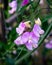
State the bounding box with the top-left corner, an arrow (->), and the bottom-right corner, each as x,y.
15,22 -> 52,65
15,46 -> 25,60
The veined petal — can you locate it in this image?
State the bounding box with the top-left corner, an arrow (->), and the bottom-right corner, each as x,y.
25,42 -> 33,50
14,36 -> 24,45
39,29 -> 44,34
19,22 -> 26,28
32,28 -> 40,37
16,27 -> 25,35
30,32 -> 39,43
9,1 -> 17,8
32,43 -> 38,48
16,22 -> 26,35
33,24 -> 44,36
34,24 -> 44,34
28,32 -> 38,49
22,32 -> 30,43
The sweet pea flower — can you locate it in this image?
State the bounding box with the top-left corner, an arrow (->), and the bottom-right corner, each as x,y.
16,21 -> 31,35
24,32 -> 39,50
32,24 -> 44,37
16,22 -> 26,35
45,40 -> 52,49
9,0 -> 17,14
14,23 -> 44,50
21,0 -> 29,6
14,32 -> 39,50
14,32 -> 29,45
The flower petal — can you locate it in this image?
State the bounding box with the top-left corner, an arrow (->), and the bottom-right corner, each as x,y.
25,42 -> 33,50
9,7 -> 17,14
9,1 -> 17,14
16,22 -> 26,35
33,24 -> 44,37
22,32 -> 30,43
39,29 -> 44,34
45,40 -> 52,49
9,1 -> 17,8
30,32 -> 39,43
45,43 -> 52,49
32,43 -> 38,48
35,24 -> 44,34
14,36 -> 24,45
33,24 -> 40,37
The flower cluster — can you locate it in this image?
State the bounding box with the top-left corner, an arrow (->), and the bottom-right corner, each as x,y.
9,0 -> 29,14
14,18 -> 44,50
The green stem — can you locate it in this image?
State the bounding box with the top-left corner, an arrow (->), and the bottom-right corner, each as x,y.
15,46 -> 25,60
15,22 -> 52,65
3,43 -> 15,56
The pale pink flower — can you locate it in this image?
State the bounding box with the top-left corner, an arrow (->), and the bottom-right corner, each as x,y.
45,40 -> 52,49
32,24 -> 44,37
16,22 -> 26,35
14,24 -> 44,50
16,21 -> 31,35
14,32 -> 39,50
9,1 -> 17,14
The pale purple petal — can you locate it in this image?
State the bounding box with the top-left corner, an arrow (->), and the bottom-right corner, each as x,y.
28,32 -> 38,49
22,32 -> 30,43
25,32 -> 39,50
32,43 -> 38,48
19,22 -> 26,28
39,29 -> 44,34
9,7 -> 17,14
16,27 -> 24,35
33,24 -> 40,37
9,1 -> 17,8
45,40 -> 52,49
25,42 -> 33,50
9,1 -> 17,14
33,24 -> 44,37
16,22 -> 26,35
34,24 -> 44,34
21,0 -> 29,6
33,30 -> 40,37
30,32 -> 39,43
14,36 -> 24,45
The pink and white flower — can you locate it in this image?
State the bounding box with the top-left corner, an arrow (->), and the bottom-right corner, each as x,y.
9,0 -> 17,14
14,23 -> 44,50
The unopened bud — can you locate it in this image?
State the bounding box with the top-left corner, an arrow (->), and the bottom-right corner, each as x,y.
35,18 -> 41,25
